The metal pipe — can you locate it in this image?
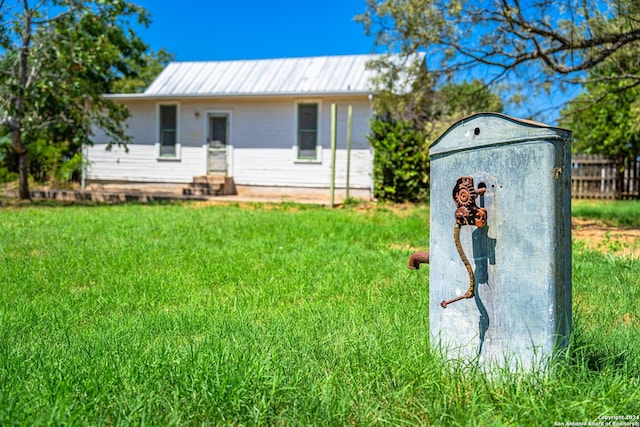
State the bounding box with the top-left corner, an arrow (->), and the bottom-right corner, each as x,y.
408,251 -> 429,269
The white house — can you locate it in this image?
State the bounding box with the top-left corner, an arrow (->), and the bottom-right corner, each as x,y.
86,54 -> 379,200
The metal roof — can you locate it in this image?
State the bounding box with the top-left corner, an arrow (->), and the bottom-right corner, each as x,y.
142,54 -> 380,97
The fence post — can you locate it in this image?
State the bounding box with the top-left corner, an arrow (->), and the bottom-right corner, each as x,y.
345,105 -> 352,200
330,104 -> 337,208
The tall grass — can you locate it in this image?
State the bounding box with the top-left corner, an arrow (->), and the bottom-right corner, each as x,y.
573,199 -> 640,227
0,201 -> 638,425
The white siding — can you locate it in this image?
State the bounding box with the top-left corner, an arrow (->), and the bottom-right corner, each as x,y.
86,144 -> 206,183
88,96 -> 373,189
87,100 -> 207,182
233,148 -> 372,188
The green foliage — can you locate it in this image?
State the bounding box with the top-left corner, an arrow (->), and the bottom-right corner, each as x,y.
111,47 -> 174,93
560,52 -> 640,162
0,131 -> 17,184
367,78 -> 502,203
0,168 -> 17,184
358,0 -> 640,83
365,54 -> 439,130
368,119 -> 430,202
573,200 -> 640,228
357,0 -> 640,122
430,79 -> 504,136
0,126 -> 84,186
55,152 -> 84,184
438,79 -> 504,117
0,0 -> 155,197
27,138 -> 84,185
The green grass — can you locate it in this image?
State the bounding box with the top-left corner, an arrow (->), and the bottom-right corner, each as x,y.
572,199 -> 640,227
0,201 -> 639,426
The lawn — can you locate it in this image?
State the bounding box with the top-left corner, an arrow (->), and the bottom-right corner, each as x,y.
573,199 -> 640,228
0,200 -> 638,426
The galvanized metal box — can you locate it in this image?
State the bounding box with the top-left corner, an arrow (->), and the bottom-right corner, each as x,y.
428,113 -> 572,370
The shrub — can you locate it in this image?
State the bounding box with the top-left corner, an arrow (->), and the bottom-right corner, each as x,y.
368,118 -> 430,203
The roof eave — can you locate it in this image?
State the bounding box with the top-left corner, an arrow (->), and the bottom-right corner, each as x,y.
104,91 -> 373,101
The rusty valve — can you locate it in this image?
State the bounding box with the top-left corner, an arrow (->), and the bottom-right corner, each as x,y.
453,176 -> 486,228
441,176 -> 487,308
407,176 -> 487,308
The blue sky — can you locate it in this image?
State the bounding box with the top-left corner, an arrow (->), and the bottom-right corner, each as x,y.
133,0 -> 376,61
131,1 -> 575,124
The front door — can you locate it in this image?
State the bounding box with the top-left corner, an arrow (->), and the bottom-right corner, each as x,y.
208,114 -> 228,174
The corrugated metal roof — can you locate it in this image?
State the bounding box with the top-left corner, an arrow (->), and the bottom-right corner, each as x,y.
143,54 -> 380,97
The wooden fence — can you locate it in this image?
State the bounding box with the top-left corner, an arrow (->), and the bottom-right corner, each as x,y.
571,155 -> 640,199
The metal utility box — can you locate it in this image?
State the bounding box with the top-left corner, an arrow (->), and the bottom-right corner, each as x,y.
428,113 -> 572,370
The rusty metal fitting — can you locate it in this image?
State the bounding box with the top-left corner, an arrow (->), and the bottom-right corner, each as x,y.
408,251 -> 430,270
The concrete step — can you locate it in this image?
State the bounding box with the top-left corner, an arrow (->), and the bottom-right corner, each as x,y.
184,176 -> 236,196
183,183 -> 222,196
193,175 -> 226,185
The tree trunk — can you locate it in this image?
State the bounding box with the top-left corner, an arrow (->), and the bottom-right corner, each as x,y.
10,129 -> 30,200
18,151 -> 30,200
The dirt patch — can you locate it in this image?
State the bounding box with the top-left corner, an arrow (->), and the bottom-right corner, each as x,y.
389,243 -> 425,253
572,218 -> 640,258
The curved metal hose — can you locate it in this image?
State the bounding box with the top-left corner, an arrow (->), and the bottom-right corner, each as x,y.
441,223 -> 475,308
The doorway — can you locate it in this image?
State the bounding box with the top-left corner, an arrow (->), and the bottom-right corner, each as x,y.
207,113 -> 228,174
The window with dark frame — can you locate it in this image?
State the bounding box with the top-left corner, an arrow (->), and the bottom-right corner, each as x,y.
208,115 -> 227,148
159,105 -> 177,156
297,103 -> 318,159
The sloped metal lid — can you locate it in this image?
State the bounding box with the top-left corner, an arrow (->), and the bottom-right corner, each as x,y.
429,112 -> 572,158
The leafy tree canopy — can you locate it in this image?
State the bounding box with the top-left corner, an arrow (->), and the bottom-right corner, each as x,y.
368,52 -> 502,137
0,0 -> 159,199
111,47 -> 174,93
367,77 -> 503,202
560,47 -> 640,161
357,0 -> 640,115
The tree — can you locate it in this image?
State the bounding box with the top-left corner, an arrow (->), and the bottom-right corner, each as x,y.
357,0 -> 640,108
0,0 -> 151,199
560,49 -> 640,162
368,78 -> 503,202
111,47 -> 174,93
431,79 -> 504,136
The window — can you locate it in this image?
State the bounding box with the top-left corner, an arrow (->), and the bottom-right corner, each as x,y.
297,103 -> 318,159
208,115 -> 227,148
159,104 -> 177,157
